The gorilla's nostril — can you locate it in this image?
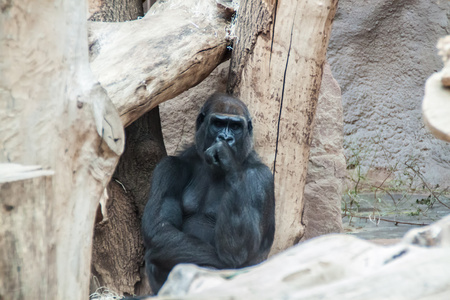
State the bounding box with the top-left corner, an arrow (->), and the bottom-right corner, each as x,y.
217,134 -> 233,142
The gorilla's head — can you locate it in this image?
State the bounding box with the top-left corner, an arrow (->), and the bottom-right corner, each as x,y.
195,93 -> 253,164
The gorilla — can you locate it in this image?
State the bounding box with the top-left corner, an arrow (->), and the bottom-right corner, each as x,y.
142,93 -> 275,293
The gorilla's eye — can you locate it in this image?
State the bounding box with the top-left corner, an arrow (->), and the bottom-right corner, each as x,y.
230,122 -> 243,131
212,119 -> 226,128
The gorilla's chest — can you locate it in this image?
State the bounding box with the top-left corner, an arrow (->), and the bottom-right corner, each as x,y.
180,174 -> 225,243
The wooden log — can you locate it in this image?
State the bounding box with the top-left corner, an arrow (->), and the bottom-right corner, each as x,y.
422,71 -> 450,142
0,168 -> 55,300
0,1 -> 123,299
228,0 -> 339,255
422,36 -> 450,143
437,36 -> 450,88
89,0 -> 232,127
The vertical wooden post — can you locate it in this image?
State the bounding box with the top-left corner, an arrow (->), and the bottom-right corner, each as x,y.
228,0 -> 338,255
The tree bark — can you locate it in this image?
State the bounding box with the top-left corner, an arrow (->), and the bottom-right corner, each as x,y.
88,0 -> 144,21
0,1 -> 123,300
228,0 -> 338,255
91,108 -> 167,296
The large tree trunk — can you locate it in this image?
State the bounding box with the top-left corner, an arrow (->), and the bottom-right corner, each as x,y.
228,0 -> 338,255
0,1 -> 123,300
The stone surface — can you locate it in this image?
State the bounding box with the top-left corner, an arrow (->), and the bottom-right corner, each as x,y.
327,0 -> 450,189
302,63 -> 346,240
160,61 -> 345,241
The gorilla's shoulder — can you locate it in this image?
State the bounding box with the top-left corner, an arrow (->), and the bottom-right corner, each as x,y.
153,153 -> 196,182
245,152 -> 273,177
156,146 -> 201,168
246,151 -> 268,168
178,145 -> 198,159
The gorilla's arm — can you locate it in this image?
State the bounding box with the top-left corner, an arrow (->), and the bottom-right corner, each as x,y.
142,157 -> 226,270
214,161 -> 275,268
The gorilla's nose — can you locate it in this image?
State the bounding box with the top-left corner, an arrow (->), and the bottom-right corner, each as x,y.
217,134 -> 234,145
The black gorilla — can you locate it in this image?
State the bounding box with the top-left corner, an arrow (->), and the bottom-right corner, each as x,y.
142,93 -> 275,293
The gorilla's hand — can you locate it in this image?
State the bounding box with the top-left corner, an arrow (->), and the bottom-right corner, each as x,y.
204,141 -> 236,172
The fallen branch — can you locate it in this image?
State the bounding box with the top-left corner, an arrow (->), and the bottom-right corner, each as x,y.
345,214 -> 429,227
89,0 -> 232,127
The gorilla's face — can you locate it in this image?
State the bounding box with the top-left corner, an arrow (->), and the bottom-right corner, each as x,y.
195,93 -> 253,165
206,113 -> 246,152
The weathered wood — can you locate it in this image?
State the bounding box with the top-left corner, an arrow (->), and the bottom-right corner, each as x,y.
0,171 -> 55,299
422,72 -> 450,143
437,36 -> 450,87
145,215 -> 450,300
88,0 -> 144,22
422,36 -> 450,143
0,1 -> 123,299
228,0 -> 338,255
89,0 -> 232,127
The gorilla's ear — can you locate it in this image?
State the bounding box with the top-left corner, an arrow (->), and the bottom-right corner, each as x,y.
196,112 -> 206,131
248,119 -> 253,134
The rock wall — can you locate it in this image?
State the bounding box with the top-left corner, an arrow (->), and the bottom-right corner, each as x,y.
301,63 -> 346,240
160,61 -> 344,240
327,0 -> 450,189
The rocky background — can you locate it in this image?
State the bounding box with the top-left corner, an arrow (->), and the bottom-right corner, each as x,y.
327,0 -> 450,189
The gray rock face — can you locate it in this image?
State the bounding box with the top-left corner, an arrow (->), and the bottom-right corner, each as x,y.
302,63 -> 346,240
327,0 -> 450,188
160,61 -> 345,241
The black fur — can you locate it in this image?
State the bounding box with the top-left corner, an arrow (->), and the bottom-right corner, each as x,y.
141,93 -> 275,294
